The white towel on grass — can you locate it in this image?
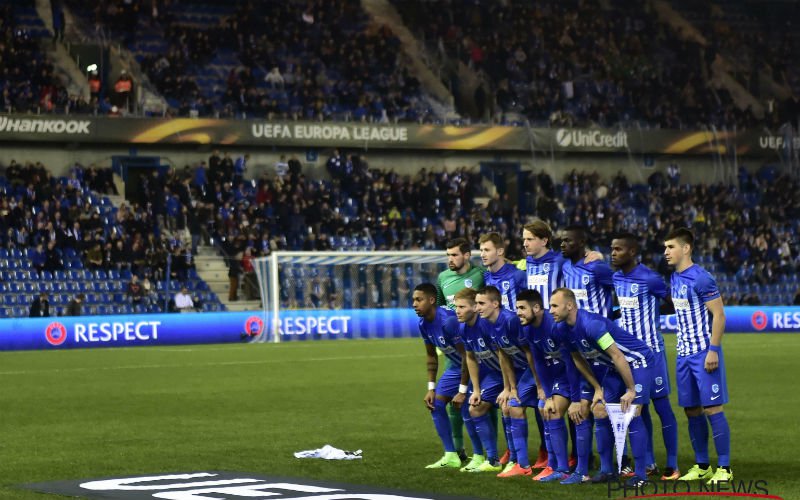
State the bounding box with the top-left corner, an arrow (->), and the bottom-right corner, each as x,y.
294,444 -> 362,460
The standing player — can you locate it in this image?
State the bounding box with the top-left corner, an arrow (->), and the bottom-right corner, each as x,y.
611,233 -> 680,480
436,237 -> 485,460
437,238 -> 485,309
550,288 -> 656,486
480,232 -> 526,313
516,289 -> 589,484
664,228 -> 732,485
413,283 -> 474,469
561,225 -> 614,317
475,286 -> 538,478
518,220 -> 604,470
455,287 -> 504,473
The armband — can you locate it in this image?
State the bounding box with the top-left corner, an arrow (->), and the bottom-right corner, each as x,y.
709,345 -> 721,353
428,382 -> 436,391
458,384 -> 468,394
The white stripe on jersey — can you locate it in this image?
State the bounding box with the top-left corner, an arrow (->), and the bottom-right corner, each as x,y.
526,261 -> 561,309
673,294 -> 710,356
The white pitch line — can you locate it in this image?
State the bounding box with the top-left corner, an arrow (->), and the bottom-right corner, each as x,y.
0,353 -> 417,376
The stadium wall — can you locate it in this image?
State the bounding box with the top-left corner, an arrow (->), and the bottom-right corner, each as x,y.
0,143 -> 754,186
1,306 -> 798,351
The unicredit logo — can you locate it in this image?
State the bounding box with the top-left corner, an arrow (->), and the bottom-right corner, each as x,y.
0,117 -> 90,134
555,129 -> 628,149
45,322 -> 68,346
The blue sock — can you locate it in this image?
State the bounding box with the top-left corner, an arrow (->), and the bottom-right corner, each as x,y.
511,417 -> 530,468
502,416 -> 516,462
461,405 -> 483,456
687,414 -> 710,465
473,414 -> 498,461
569,419 -> 577,459
575,420 -> 592,475
595,417 -> 614,474
708,412 -> 731,467
431,399 -> 455,452
641,404 -> 655,466
544,420 -> 556,468
549,417 -> 569,472
629,416 -> 648,479
534,406 -> 546,453
653,396 -> 678,469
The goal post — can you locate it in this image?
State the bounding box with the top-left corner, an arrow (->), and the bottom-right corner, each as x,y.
253,251 -> 452,343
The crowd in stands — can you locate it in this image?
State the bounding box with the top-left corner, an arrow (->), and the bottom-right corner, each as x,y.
2,0 -> 796,129
128,147 -> 796,307
115,0 -> 430,121
0,159 -> 218,317
0,5 -> 70,114
393,0 -> 800,129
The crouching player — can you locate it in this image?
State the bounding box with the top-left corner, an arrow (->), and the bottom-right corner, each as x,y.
475,286 -> 537,477
456,287 -> 504,472
550,288 -> 656,487
516,289 -> 590,484
413,284 -> 477,469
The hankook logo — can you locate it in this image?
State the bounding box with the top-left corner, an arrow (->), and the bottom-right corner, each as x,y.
0,117 -> 91,134
555,129 -> 629,149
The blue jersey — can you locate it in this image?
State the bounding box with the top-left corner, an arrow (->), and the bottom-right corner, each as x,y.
522,311 -> 571,387
613,264 -> 668,352
419,307 -> 463,367
670,264 -> 721,357
525,250 -> 563,309
557,309 -> 655,370
485,263 -> 527,312
488,309 -> 528,371
562,257 -> 614,317
461,316 -> 503,374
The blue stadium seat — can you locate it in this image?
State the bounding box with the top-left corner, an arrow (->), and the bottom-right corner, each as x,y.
22,282 -> 35,293
109,270 -> 120,280
28,270 -> 39,280
3,295 -> 17,305
54,270 -> 66,280
41,270 -> 53,280
95,270 -> 108,280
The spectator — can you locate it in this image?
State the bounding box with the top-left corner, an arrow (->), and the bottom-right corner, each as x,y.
29,292 -> 50,317
174,286 -> 194,312
65,293 -> 84,316
44,240 -> 62,272
241,247 -> 258,300
126,275 -> 147,306
112,70 -> 134,111
30,243 -> 46,272
275,155 -> 289,180
85,242 -> 104,269
794,289 -> 800,306
228,251 -> 242,301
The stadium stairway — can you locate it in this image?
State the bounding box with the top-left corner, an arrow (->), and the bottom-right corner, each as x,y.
360,0 -> 456,115
194,246 -> 260,313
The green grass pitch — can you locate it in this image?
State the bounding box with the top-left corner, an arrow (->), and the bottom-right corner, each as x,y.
1,334 -> 799,500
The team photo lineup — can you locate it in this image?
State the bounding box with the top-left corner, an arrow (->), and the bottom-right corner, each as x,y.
414,222 -> 731,489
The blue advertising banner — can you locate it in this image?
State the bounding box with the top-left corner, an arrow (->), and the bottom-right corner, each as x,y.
1,306 -> 798,351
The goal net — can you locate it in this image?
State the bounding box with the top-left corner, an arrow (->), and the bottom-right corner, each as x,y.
253,251 -> 455,343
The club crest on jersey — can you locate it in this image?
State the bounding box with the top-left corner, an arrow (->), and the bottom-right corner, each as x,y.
635,384 -> 643,393
582,275 -> 590,285
502,281 -> 510,291
655,377 -> 663,386
712,384 -> 719,393
478,338 -> 486,348
543,263 -> 550,272
464,279 -> 473,288
630,283 -> 639,294
438,336 -> 446,345
680,284 -> 688,296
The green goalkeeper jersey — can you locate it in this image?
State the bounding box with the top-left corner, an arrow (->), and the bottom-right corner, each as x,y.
436,264 -> 486,310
